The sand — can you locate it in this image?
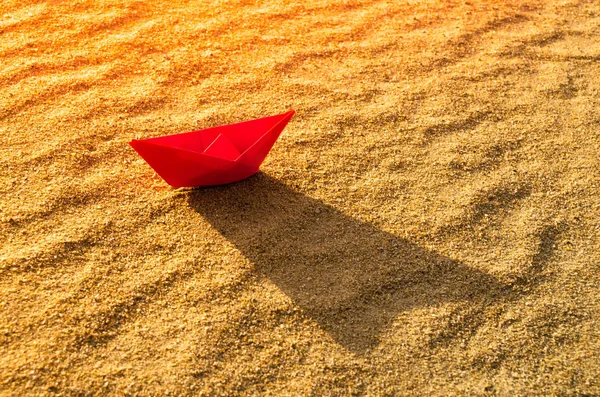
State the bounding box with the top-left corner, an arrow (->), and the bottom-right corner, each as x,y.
1,0 -> 600,395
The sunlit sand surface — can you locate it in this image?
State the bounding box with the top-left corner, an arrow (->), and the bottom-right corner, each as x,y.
1,0 -> 599,395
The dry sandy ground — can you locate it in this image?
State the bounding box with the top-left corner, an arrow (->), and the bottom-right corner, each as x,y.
1,0 -> 600,395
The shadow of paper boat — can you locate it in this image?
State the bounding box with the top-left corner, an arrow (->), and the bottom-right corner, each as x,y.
130,110 -> 295,187
187,175 -> 508,353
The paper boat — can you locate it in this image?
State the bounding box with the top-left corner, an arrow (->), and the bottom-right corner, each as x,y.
130,110 -> 295,187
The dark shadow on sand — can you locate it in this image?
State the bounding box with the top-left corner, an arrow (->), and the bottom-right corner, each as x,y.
186,173 -> 506,353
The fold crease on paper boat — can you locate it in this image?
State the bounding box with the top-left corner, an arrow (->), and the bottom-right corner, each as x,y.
129,110 -> 295,187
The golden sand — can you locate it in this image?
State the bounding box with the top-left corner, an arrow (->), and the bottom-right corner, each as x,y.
1,0 -> 599,395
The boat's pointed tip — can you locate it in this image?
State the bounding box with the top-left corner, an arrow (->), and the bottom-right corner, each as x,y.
129,139 -> 164,155
129,138 -> 156,147
129,139 -> 149,152
277,109 -> 295,122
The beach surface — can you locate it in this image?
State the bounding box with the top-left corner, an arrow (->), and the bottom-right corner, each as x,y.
1,0 -> 600,395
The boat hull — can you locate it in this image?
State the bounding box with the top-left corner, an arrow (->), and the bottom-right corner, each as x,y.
129,110 -> 294,187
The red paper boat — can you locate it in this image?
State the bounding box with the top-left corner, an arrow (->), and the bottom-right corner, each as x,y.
130,110 -> 295,187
